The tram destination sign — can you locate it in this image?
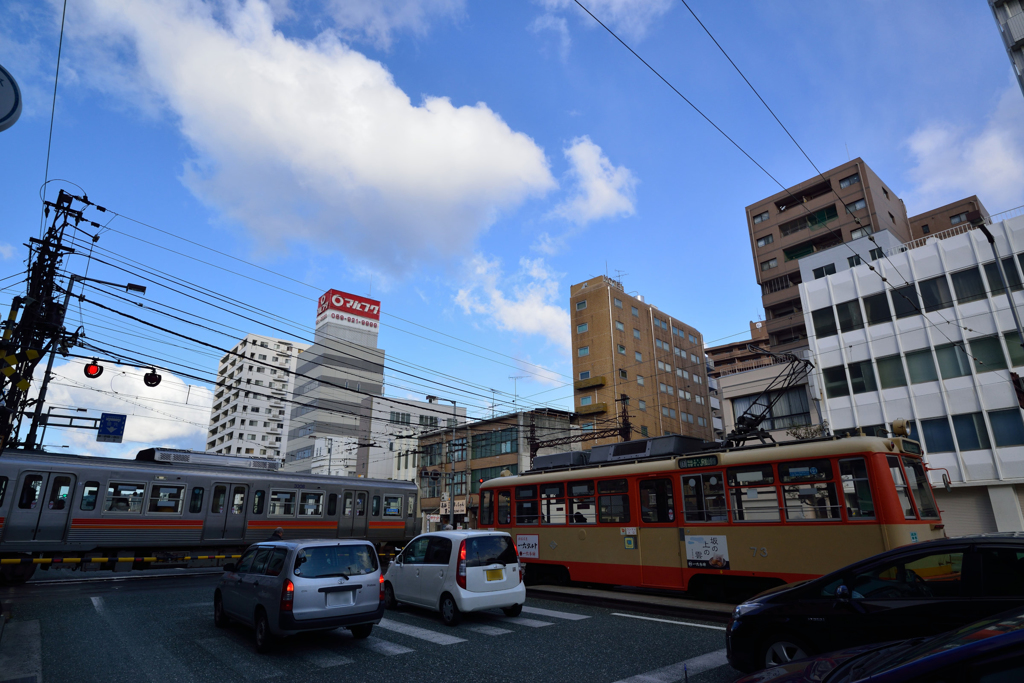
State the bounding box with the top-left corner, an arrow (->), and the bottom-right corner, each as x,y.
678,454 -> 718,469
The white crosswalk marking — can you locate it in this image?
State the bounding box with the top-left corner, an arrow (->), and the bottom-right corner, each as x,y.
377,618 -> 467,645
613,649 -> 728,683
521,606 -> 590,621
196,637 -> 283,679
498,616 -> 554,628
357,636 -> 414,656
611,613 -> 726,631
465,624 -> 513,636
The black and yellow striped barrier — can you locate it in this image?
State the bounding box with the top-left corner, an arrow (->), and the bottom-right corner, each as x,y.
1,348 -> 41,391
0,554 -> 243,565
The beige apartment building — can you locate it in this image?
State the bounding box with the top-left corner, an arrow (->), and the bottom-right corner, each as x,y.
747,158 -> 913,352
569,275 -> 714,445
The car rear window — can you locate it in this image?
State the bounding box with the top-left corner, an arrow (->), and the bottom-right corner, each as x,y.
466,535 -> 518,567
294,544 -> 378,578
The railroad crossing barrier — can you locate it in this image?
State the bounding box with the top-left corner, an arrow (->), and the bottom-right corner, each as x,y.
0,554 -> 243,565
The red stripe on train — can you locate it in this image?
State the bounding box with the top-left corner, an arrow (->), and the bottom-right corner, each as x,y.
368,522 -> 405,528
70,518 -> 204,527
246,521 -> 338,529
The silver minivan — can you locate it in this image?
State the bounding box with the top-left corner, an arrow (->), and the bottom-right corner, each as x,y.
214,539 -> 385,652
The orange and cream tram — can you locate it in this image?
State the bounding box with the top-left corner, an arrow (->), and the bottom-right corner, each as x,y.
479,428 -> 944,599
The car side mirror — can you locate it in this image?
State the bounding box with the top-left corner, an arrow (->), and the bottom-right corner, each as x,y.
223,563 -> 236,572
835,584 -> 851,601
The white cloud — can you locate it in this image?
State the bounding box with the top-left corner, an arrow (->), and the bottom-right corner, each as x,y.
549,135 -> 636,226
0,243 -> 15,259
529,13 -> 571,62
65,0 -> 556,271
30,358 -> 213,457
326,0 -> 465,50
454,254 -> 570,355
536,0 -> 672,42
905,85 -> 1024,213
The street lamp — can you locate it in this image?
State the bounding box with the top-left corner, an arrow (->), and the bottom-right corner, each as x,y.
426,395 -> 458,529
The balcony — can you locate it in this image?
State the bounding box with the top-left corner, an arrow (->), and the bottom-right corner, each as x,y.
577,403 -> 607,415
1004,11 -> 1024,49
574,375 -> 606,390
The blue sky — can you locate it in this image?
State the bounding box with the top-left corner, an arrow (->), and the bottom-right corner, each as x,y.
2,0 -> 1023,454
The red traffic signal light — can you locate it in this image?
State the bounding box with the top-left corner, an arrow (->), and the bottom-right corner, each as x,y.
84,361 -> 104,379
478,478 -> 484,483
143,369 -> 162,387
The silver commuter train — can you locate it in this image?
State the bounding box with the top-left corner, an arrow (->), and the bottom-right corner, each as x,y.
0,448 -> 418,584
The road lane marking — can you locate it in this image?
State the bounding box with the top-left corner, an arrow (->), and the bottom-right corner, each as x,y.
521,606 -> 590,620
90,596 -> 105,613
465,625 -> 513,636
498,616 -> 554,628
196,637 -> 283,679
610,613 -> 726,631
377,618 -> 467,645
0,620 -> 42,683
613,649 -> 728,683
357,636 -> 414,656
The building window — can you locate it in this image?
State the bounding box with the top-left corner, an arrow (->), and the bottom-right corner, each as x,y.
576,300 -> 587,311
920,276 -> 953,312
862,292 -> 891,326
905,349 -> 938,384
812,307 -> 838,339
579,371 -> 591,380
580,396 -> 593,407
891,284 -> 921,319
632,306 -> 639,317
582,422 -> 594,431
614,298 -> 623,308
577,323 -> 588,333
921,418 -> 954,453
813,263 -> 837,280
753,210 -> 769,224
635,351 -> 643,362
756,234 -> 774,248
969,336 -> 1007,373
633,328 -> 641,339
618,344 -> 626,355
619,369 -> 627,379
951,267 -> 986,304
836,300 -> 864,332
822,366 -> 850,398
876,355 -> 907,389
640,425 -> 649,437
638,400 -> 646,411
578,346 -> 590,357
984,258 -> 1024,295
882,188 -> 890,199
935,343 -> 971,379
952,413 -> 991,451
950,212 -> 969,225
760,258 -> 778,271
845,199 -> 867,214
888,211 -> 895,224
636,375 -> 644,386
869,247 -> 884,260
615,320 -> 625,331
732,387 -> 810,430
471,428 -> 518,459
839,173 -> 860,189
988,409 -> 1024,446
848,254 -> 862,267
848,361 -> 877,394
921,224 -> 930,234
850,226 -> 872,240
1006,331 -> 1024,367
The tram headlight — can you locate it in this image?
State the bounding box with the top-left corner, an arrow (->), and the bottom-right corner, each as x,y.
732,602 -> 761,620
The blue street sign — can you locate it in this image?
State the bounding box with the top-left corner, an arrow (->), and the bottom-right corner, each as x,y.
97,413 -> 127,443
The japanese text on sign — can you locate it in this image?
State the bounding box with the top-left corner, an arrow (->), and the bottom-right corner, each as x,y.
685,535 -> 730,570
516,534 -> 539,559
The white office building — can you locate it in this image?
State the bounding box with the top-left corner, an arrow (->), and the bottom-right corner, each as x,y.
801,209 -> 1024,533
364,396 -> 466,481
280,436 -> 359,476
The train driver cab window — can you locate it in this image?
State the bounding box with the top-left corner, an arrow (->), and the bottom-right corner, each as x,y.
81,482 -> 101,511
47,476 -> 72,511
371,495 -> 380,517
727,465 -> 779,522
839,458 -> 875,518
886,456 -> 916,519
211,485 -> 227,514
568,481 -> 596,524
682,473 -> 727,522
598,479 -> 630,523
639,479 -> 675,523
497,490 -> 512,525
147,485 -> 185,514
268,490 -> 296,517
328,493 -> 338,516
188,487 -> 204,514
104,483 -> 145,513
0,476 -> 7,507
18,475 -> 43,509
230,487 -> 246,515
540,483 -> 565,524
780,459 -> 841,521
901,456 -> 939,519
252,490 -> 266,515
479,490 -> 494,526
383,495 -> 402,518
516,486 -> 538,525
298,491 -> 324,517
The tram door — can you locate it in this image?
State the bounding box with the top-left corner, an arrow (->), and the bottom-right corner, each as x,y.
637,477 -> 683,589
5,471 -> 77,542
204,483 -> 249,541
339,490 -> 369,537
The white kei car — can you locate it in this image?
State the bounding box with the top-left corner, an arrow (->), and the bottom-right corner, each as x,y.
383,530 -> 526,625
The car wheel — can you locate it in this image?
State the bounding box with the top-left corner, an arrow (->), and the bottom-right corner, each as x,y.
761,636 -> 811,668
384,582 -> 398,610
439,593 -> 461,626
213,593 -> 229,628
502,604 -> 523,617
254,610 -> 274,653
349,624 -> 373,639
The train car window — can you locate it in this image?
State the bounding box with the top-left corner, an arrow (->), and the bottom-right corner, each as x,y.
887,456 -> 917,519
597,478 -> 630,524
778,459 -> 833,483
516,486 -> 537,525
211,485 -> 227,514
268,490 -> 296,517
0,476 -> 8,507
230,487 -> 246,515
727,465 -> 774,487
383,495 -> 402,518
597,479 -> 628,494
253,490 -> 265,515
147,485 -> 185,514
251,548 -> 272,574
516,486 -> 536,500
839,458 -> 875,518
901,456 -> 939,519
567,480 -> 596,524
47,476 -> 72,511
480,490 -> 494,526
497,490 -> 512,525
639,479 -> 675,523
407,495 -> 415,518
328,493 -> 338,516
355,492 -> 366,517
298,492 -> 324,517
343,492 -> 354,516
18,475 -> 43,509
188,487 -> 204,513
569,481 -> 595,497
104,483 -> 145,513
729,485 -> 780,522
540,483 -> 565,525
371,495 -> 380,517
682,473 -> 727,523
81,482 -> 100,511
783,482 -> 841,521
264,548 -> 288,576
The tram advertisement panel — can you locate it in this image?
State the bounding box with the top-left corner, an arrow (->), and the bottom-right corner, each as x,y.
685,535 -> 730,569
516,534 -> 539,559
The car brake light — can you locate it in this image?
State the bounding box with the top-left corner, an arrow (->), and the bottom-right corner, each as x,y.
379,573 -> 385,601
457,540 -> 467,589
281,579 -> 294,612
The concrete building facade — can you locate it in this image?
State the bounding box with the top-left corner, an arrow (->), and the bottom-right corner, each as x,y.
362,396 -> 466,481
569,275 -> 714,445
706,321 -> 771,379
909,196 -> 989,242
990,0 -> 1024,99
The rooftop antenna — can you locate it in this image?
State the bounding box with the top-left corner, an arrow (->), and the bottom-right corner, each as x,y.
509,375 -> 528,412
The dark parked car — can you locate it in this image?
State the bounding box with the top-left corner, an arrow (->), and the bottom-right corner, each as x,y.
735,605 -> 1024,682
726,533 -> 1024,674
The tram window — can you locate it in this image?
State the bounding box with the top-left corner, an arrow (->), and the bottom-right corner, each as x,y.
540,483 -> 565,525
682,473 -> 727,523
343,492 -> 354,516
598,479 -> 630,524
480,490 -> 494,526
383,495 -> 402,518
45,476 -> 72,511
0,476 -> 6,507
887,456 -> 917,519
251,548 -> 272,574
230,487 -> 246,515
839,458 -> 875,518
779,459 -> 833,483
188,487 -> 204,513
269,490 -> 296,517
568,481 -> 596,524
516,486 -> 536,500
371,495 -> 380,517
497,490 -> 512,525
516,486 -> 538,525
783,482 -> 841,520
597,479 -> 628,494
211,485 -> 227,514
727,465 -> 774,487
328,493 -> 338,516
407,495 -> 415,518
18,475 -> 43,509
298,491 -> 324,517
265,548 -> 288,576
147,485 -> 184,514
730,486 -> 780,522
104,482 -> 145,513
639,479 -> 675,523
355,492 -> 366,517
81,482 -> 100,511
901,456 -> 939,519
253,490 -> 265,515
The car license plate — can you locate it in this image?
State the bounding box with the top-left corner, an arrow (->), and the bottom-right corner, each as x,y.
485,569 -> 503,581
327,591 -> 354,607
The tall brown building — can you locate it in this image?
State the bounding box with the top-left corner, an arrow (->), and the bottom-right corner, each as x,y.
908,195 -> 989,241
569,276 -> 713,445
746,158 -> 913,351
705,320 -> 770,379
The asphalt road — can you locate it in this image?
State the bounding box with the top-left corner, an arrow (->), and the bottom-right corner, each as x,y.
0,573 -> 746,683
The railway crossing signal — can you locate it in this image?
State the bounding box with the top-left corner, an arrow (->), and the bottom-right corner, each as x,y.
84,360 -> 104,379
143,369 -> 162,387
